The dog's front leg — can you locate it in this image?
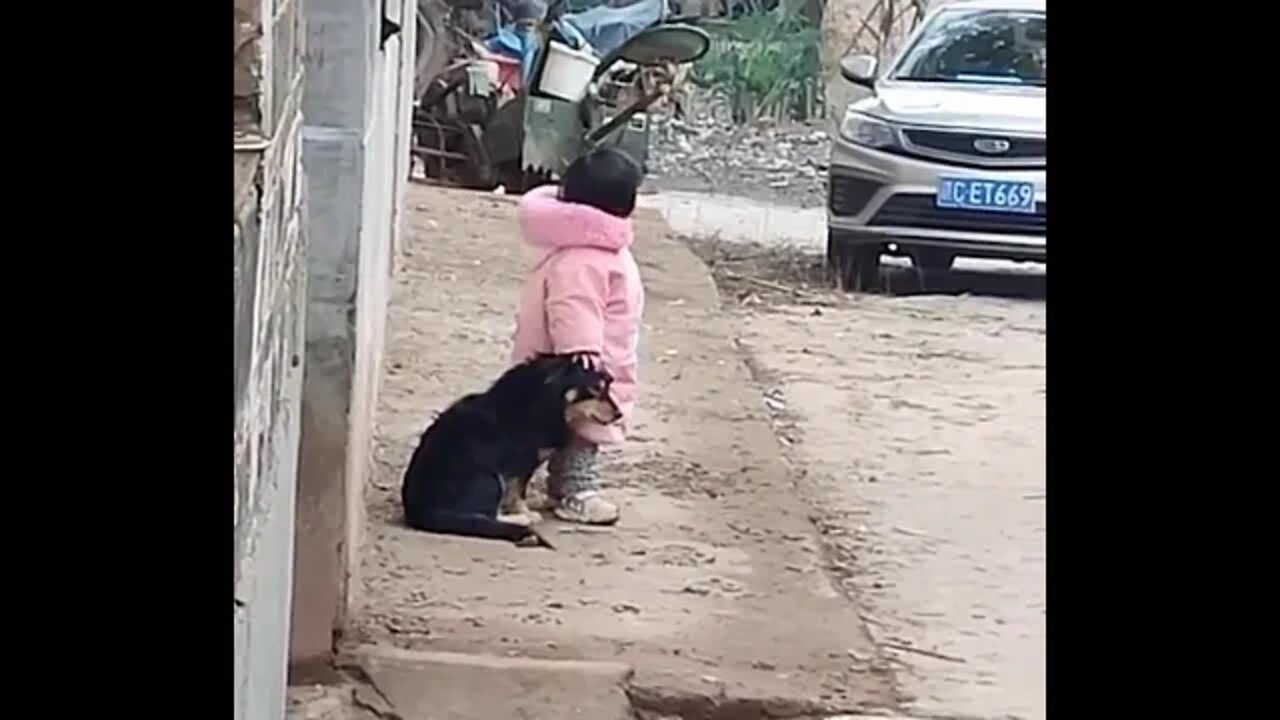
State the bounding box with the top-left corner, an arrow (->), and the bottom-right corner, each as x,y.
499,473 -> 524,516
498,472 -> 540,524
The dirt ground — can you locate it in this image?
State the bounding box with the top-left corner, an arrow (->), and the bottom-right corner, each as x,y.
342,182 -> 1044,720
647,119 -> 831,209
688,240 -> 1047,720
346,184 -> 903,718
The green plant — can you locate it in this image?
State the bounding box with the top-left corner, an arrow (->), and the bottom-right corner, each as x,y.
691,1 -> 823,123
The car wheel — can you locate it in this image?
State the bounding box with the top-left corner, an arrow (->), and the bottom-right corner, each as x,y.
827,232 -> 884,292
910,247 -> 957,272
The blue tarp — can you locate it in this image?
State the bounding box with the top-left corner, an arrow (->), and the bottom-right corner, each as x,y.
563,0 -> 670,58
483,0 -> 670,86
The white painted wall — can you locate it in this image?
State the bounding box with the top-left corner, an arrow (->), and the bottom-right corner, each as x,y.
389,0 -> 417,270
293,0 -> 418,664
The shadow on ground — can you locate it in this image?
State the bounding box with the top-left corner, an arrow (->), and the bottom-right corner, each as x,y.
878,259 -> 1046,300
685,237 -> 1046,305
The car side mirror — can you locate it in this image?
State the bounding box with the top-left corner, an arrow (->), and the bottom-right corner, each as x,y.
840,54 -> 878,88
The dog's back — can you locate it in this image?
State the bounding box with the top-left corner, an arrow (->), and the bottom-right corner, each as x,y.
400,392 -> 542,543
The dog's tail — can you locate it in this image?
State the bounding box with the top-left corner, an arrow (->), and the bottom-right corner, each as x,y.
406,510 -> 550,548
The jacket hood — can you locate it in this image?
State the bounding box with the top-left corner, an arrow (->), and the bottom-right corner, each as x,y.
518,184 -> 634,254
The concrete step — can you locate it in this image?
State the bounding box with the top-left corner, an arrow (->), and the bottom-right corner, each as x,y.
339,644 -> 636,720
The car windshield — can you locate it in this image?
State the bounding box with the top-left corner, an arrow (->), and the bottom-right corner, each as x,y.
891,8 -> 1046,87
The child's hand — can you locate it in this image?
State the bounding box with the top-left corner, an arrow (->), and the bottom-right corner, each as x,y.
571,352 -> 602,372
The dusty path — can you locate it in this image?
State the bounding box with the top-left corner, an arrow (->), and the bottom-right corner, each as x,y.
347,184 -> 901,718
689,240 -> 1046,720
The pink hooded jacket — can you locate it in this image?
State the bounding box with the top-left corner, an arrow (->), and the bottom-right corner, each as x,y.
511,185 -> 645,445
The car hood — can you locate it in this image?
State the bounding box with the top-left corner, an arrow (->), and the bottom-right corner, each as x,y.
857,81 -> 1045,135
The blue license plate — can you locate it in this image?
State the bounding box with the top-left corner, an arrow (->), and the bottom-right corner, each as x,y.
936,177 -> 1037,214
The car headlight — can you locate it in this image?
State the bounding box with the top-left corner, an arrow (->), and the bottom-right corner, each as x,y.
839,111 -> 897,149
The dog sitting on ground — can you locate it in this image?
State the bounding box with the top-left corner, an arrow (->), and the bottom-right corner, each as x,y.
400,354 -> 621,548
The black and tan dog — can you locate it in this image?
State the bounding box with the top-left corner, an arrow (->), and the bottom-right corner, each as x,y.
400,354 -> 620,548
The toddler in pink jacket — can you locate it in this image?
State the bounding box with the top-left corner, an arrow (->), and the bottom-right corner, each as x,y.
511,148 -> 645,525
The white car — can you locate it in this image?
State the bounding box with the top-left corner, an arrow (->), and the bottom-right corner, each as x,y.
827,0 -> 1046,290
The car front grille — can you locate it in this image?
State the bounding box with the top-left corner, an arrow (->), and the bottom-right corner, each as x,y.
902,129 -> 1045,161
869,194 -> 1047,235
828,173 -> 883,216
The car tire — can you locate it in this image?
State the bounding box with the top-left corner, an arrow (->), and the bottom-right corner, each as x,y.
909,248 -> 957,272
827,231 -> 884,292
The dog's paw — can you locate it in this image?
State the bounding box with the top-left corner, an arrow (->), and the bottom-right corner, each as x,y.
524,494 -> 553,512
515,529 -> 555,549
497,511 -> 542,526
515,533 -> 543,548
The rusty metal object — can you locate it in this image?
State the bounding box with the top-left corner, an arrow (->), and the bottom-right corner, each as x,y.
412,109 -> 495,189
411,2 -> 708,188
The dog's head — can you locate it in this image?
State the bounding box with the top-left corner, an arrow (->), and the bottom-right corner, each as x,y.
530,354 -> 622,426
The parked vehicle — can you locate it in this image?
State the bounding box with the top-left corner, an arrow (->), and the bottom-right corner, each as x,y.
826,0 -> 1046,290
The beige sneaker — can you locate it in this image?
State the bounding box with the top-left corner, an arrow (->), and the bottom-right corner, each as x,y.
551,490 -> 620,526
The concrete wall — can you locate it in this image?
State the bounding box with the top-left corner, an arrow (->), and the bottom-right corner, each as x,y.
234,0 -> 309,718
290,0 -> 417,673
